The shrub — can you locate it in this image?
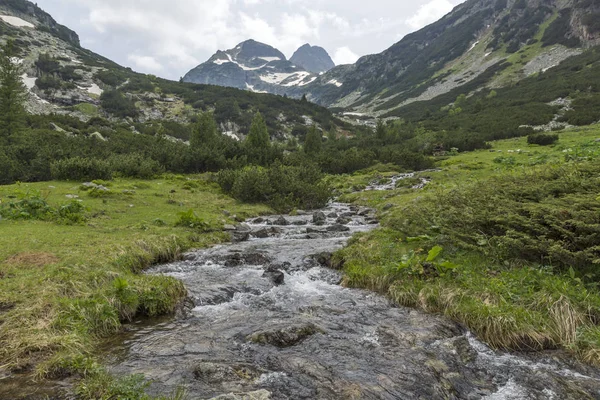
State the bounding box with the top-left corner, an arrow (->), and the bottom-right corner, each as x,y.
174,209 -> 210,231
0,193 -> 86,224
527,133 -> 559,146
100,90 -> 138,118
217,162 -> 332,212
107,153 -> 164,179
51,157 -> 113,181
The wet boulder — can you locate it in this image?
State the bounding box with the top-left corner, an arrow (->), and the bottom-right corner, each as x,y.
327,212 -> 339,218
292,220 -> 308,226
207,390 -> 272,400
194,362 -> 264,384
231,231 -> 250,243
336,216 -> 352,225
253,227 -> 282,239
327,224 -> 350,232
218,252 -> 271,267
306,227 -> 327,234
263,265 -> 285,285
312,211 -> 327,226
253,217 -> 266,224
248,323 -> 322,348
273,216 -> 289,226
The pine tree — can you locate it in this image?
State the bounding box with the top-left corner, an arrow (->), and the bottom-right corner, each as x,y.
0,40 -> 27,143
246,112 -> 271,165
304,125 -> 322,156
190,111 -> 218,148
246,112 -> 270,149
376,120 -> 386,141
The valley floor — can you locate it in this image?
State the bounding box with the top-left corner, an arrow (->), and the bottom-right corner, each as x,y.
1,125 -> 600,398
0,176 -> 269,398
332,125 -> 600,365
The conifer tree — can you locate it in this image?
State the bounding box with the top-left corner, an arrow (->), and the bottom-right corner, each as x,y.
0,40 -> 27,143
191,111 -> 218,148
245,112 -> 271,164
304,125 -> 322,156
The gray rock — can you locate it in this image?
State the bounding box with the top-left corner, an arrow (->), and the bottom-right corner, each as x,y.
253,217 -> 265,224
327,212 -> 339,218
292,220 -> 308,226
336,217 -> 352,225
312,211 -> 327,225
263,265 -> 285,285
327,224 -> 350,232
223,224 -> 237,231
231,231 -> 250,243
383,203 -> 394,210
306,227 -> 327,234
253,227 -> 281,239
273,216 -> 289,226
248,323 -> 321,347
207,390 -> 271,400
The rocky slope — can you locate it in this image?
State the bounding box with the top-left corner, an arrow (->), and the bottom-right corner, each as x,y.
183,40 -> 335,96
0,1 -> 347,141
290,43 -> 335,74
299,0 -> 600,116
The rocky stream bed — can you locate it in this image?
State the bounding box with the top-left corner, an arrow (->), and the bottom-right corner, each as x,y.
3,179 -> 600,400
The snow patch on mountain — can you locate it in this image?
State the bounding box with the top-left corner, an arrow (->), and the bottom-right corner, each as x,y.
0,15 -> 35,28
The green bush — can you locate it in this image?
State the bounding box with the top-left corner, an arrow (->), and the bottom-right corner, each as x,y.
51,157 -> 113,181
174,209 -> 209,231
100,90 -> 138,118
392,163 -> 600,275
0,193 -> 86,224
217,162 -> 332,212
527,133 -> 559,146
107,153 -> 164,179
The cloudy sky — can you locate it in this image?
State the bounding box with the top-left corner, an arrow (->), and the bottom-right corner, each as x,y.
36,0 -> 466,80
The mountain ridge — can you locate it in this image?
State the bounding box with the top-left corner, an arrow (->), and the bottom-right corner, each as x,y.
182,40 -> 337,95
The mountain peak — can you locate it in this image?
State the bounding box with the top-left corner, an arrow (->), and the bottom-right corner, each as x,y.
290,44 -> 335,74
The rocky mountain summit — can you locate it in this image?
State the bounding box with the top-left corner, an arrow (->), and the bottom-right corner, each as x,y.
301,0 -> 600,115
290,44 -> 335,74
183,40 -> 335,96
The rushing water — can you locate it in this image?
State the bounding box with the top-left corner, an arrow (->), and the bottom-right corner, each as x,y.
104,191 -> 600,400
3,178 -> 600,400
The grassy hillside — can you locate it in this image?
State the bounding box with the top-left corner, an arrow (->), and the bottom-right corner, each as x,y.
0,176 -> 269,398
332,125 -> 600,363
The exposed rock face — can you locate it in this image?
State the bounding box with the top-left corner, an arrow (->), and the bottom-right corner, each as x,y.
183,39 -> 318,95
290,44 -> 335,74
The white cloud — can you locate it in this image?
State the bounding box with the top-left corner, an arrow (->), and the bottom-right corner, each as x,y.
128,54 -> 163,72
333,46 -> 359,65
406,0 -> 454,29
37,0 -> 467,79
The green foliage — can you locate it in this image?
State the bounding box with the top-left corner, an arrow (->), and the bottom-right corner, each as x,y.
0,40 -> 27,141
542,9 -> 580,48
0,191 -> 86,224
100,90 -> 138,118
51,157 -> 113,181
304,125 -> 323,156
108,153 -> 164,179
393,163 -> 600,274
245,112 -> 272,165
174,209 -> 210,231
190,111 -> 218,148
528,133 -> 559,146
217,161 -> 332,212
